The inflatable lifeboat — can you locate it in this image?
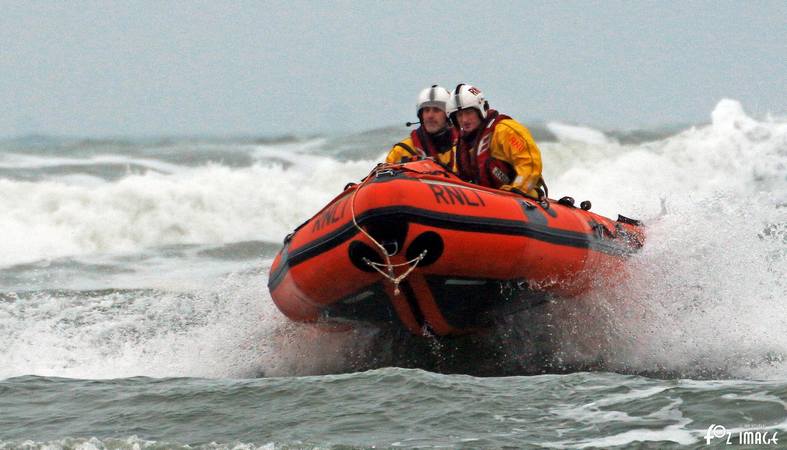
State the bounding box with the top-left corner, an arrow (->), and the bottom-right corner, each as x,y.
268,159 -> 644,336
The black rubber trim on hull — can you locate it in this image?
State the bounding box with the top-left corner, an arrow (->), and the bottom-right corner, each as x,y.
268,205 -> 637,291
268,240 -> 291,292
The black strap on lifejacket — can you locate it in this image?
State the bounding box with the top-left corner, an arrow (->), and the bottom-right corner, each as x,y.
537,177 -> 549,200
536,177 -> 550,209
509,176 -> 550,205
393,142 -> 419,158
415,127 -> 431,155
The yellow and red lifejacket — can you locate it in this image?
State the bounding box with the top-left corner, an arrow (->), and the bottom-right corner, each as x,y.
456,110 -> 544,197
386,127 -> 458,172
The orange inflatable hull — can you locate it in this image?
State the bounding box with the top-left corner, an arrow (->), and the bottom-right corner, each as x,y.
268,160 -> 644,336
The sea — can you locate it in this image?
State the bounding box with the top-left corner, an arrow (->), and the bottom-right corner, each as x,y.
1,99 -> 785,449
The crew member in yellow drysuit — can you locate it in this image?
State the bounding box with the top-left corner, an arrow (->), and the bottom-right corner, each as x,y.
448,83 -> 545,198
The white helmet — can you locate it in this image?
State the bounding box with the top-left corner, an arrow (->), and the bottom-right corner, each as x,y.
449,83 -> 489,119
416,85 -> 451,117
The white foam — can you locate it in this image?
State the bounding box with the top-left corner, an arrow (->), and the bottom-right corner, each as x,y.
0,153 -> 185,174
543,99 -> 786,217
0,154 -> 375,267
0,436 -> 273,450
547,121 -> 614,145
541,100 -> 787,378
546,392 -> 695,447
0,268 -> 368,379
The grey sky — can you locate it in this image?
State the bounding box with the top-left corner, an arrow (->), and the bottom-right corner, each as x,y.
1,1 -> 785,137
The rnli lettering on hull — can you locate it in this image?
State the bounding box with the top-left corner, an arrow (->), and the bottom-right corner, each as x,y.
312,198 -> 349,232
428,184 -> 486,207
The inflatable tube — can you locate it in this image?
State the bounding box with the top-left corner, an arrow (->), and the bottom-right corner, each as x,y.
268,159 -> 644,336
